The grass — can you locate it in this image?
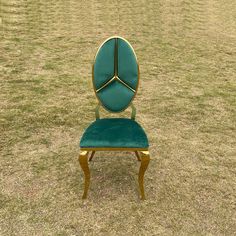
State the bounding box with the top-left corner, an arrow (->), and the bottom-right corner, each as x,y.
0,0 -> 236,235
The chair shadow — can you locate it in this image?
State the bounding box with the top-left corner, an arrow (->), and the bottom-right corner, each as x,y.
85,151 -> 141,200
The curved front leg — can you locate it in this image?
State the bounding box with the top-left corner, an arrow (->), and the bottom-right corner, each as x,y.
138,151 -> 150,200
78,151 -> 90,199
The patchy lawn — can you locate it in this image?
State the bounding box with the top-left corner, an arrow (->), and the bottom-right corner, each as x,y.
0,0 -> 235,235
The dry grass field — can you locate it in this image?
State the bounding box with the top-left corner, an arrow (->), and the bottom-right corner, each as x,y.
0,0 -> 236,235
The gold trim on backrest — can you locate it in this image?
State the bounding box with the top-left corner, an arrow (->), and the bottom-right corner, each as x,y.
92,36 -> 140,113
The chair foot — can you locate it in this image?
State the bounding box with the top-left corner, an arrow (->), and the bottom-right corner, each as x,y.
78,151 -> 90,199
134,151 -> 141,161
138,151 -> 150,200
89,151 -> 95,162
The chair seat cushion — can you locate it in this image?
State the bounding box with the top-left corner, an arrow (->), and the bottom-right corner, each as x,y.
80,118 -> 149,148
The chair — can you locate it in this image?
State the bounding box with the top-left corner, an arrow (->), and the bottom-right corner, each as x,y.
78,36 -> 151,200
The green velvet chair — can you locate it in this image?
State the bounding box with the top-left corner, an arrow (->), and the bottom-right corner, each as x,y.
78,36 -> 150,200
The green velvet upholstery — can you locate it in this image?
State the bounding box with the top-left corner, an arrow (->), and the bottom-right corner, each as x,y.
93,37 -> 138,112
80,118 -> 149,148
94,39 -> 115,89
97,80 -> 134,112
117,38 -> 138,90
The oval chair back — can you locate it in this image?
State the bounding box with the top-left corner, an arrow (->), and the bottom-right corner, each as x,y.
93,36 -> 139,113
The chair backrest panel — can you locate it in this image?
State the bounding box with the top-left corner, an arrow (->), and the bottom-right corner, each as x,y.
93,39 -> 115,90
118,38 -> 138,90
93,36 -> 139,113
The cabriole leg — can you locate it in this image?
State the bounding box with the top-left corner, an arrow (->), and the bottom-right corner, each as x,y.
138,151 -> 150,200
78,151 -> 90,199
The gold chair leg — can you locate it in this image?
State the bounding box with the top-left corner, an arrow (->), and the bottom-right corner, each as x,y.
138,151 -> 150,200
89,151 -> 95,162
134,151 -> 141,161
78,151 -> 90,199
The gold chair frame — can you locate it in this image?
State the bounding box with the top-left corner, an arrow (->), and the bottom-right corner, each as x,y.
78,36 -> 150,200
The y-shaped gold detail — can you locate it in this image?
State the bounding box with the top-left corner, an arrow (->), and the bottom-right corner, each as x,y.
78,151 -> 90,199
116,76 -> 136,92
96,76 -> 115,93
138,151 -> 150,200
96,76 -> 135,93
95,37 -> 135,93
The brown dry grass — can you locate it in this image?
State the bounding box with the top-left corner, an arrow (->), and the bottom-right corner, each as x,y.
0,0 -> 236,235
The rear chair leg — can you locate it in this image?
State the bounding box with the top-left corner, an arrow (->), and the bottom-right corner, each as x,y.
89,151 -> 95,162
78,151 -> 90,199
138,151 -> 150,200
134,151 -> 141,161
